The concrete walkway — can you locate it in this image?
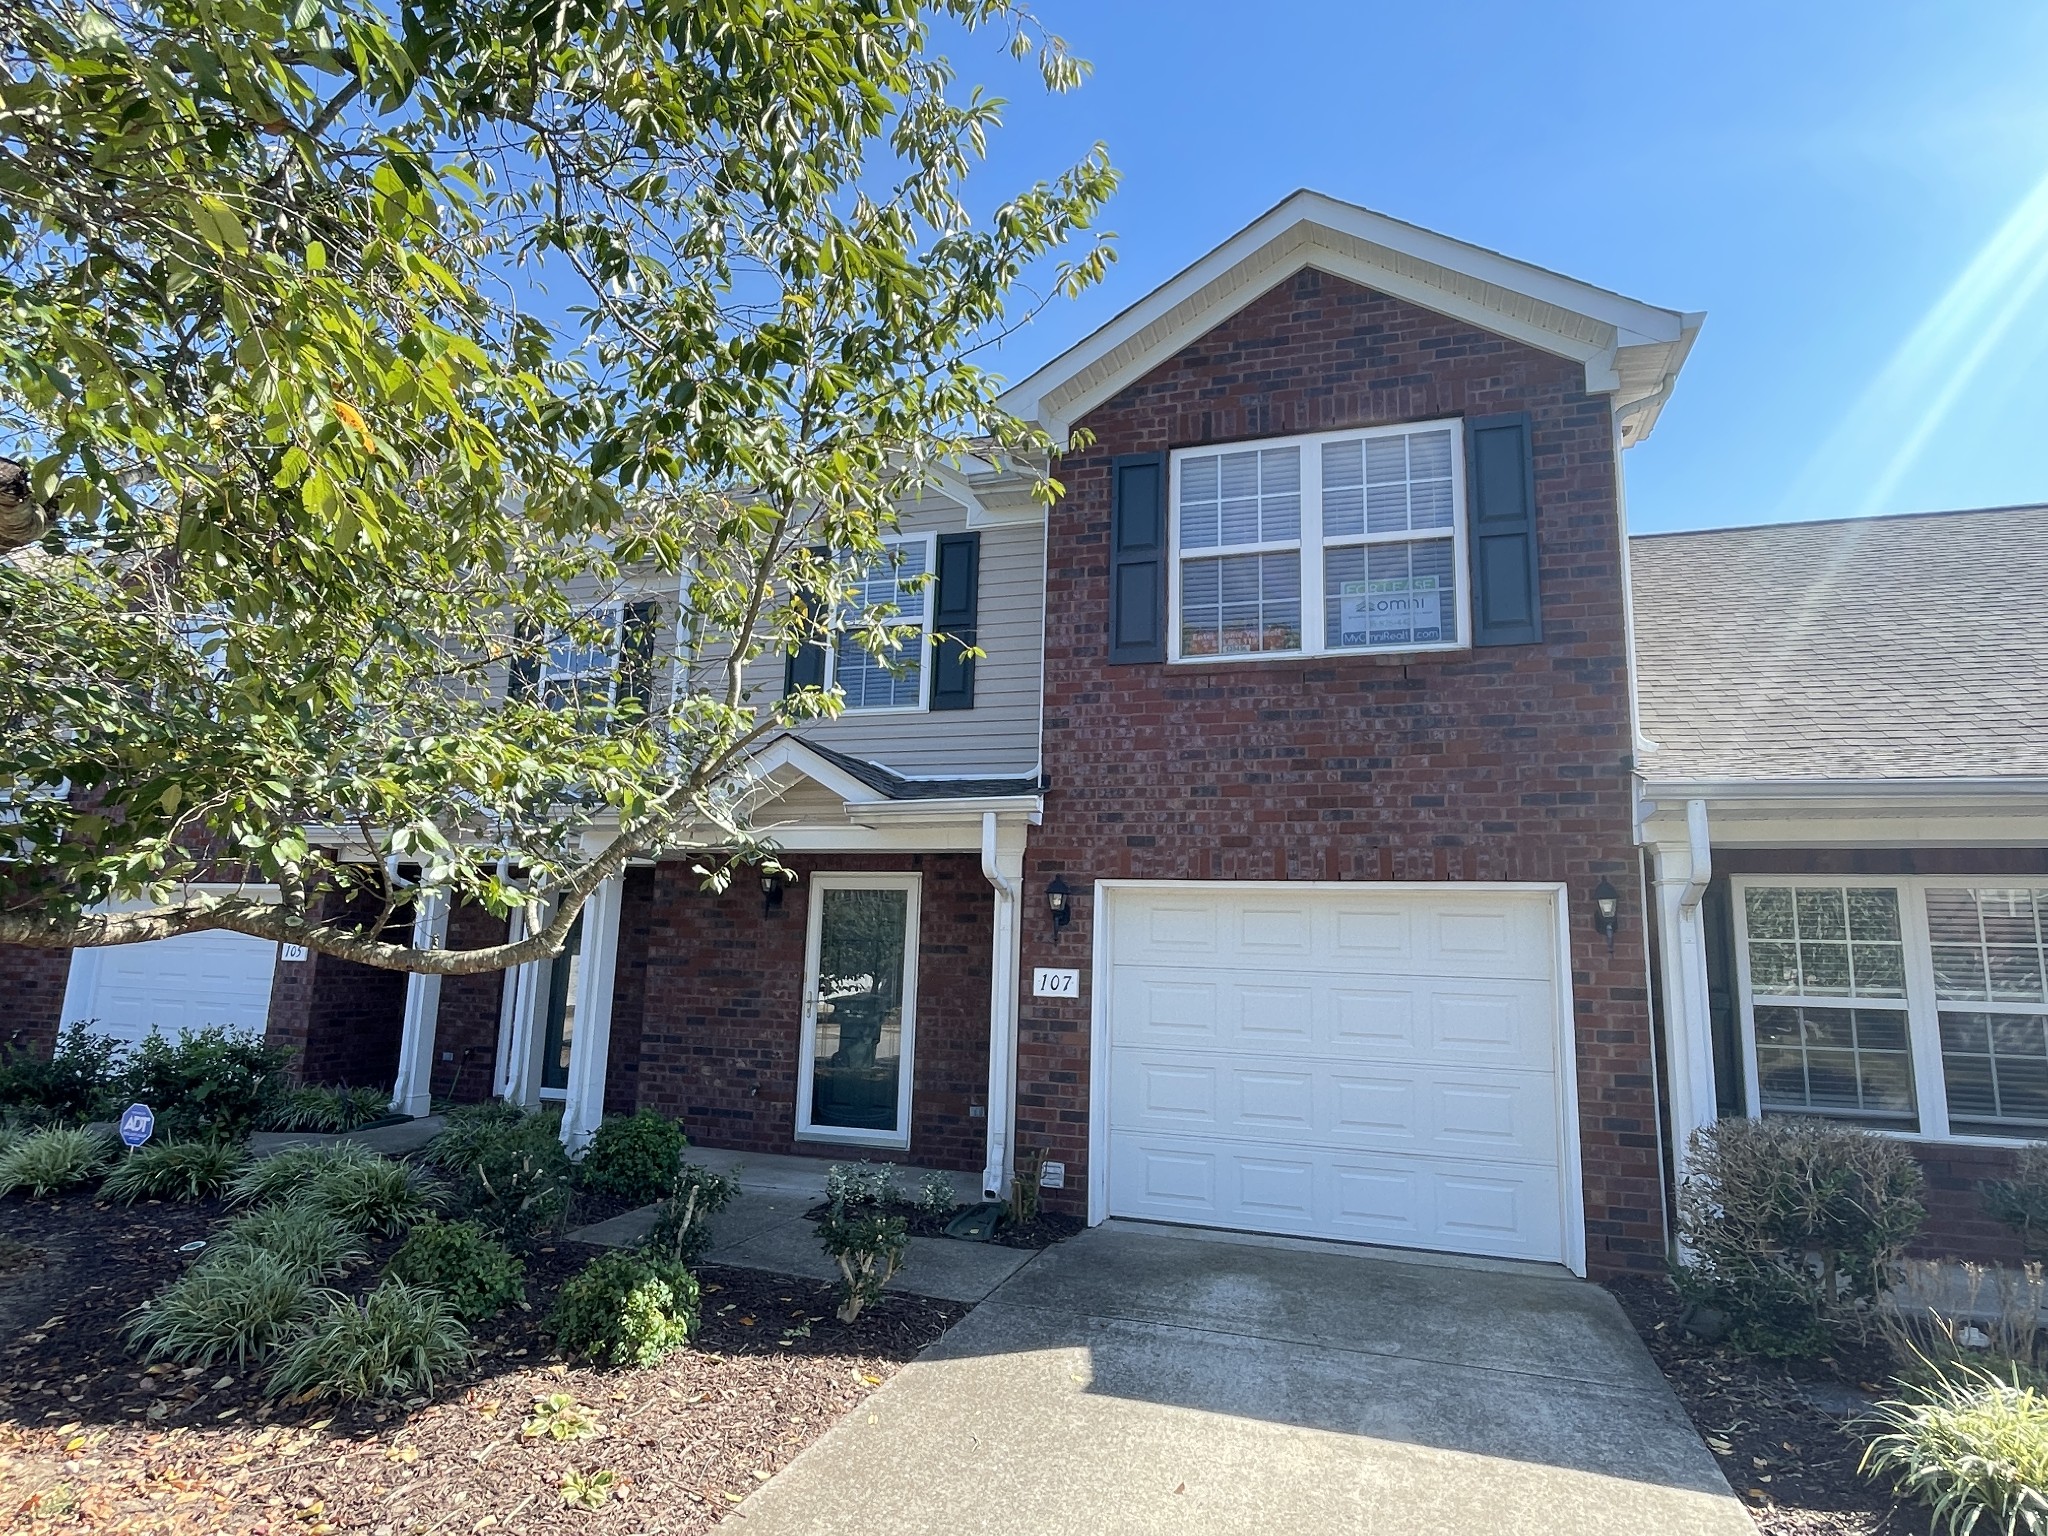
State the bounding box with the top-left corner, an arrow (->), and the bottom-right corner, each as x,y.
719,1222 -> 1753,1536
569,1147 -> 1039,1305
247,1114 -> 446,1158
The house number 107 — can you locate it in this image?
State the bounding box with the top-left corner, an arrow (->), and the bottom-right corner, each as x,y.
1032,967 -> 1080,998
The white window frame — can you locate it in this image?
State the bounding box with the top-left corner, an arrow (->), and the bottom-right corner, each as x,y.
1166,419 -> 1471,665
795,871 -> 922,1150
825,532 -> 937,714
1731,874 -> 2048,1147
539,602 -> 624,710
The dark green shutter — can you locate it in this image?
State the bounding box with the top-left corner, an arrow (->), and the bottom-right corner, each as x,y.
1108,453 -> 1167,664
929,531 -> 980,710
506,618 -> 542,703
783,547 -> 830,696
1465,413 -> 1543,647
616,599 -> 660,720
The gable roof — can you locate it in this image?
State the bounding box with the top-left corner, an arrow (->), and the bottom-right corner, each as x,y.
999,189 -> 1703,446
1630,504 -> 2048,784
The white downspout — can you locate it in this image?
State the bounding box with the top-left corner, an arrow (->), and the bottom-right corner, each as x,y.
980,811 -> 1022,1200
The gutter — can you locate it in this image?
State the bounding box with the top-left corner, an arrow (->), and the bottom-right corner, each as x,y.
978,811 -> 1022,1200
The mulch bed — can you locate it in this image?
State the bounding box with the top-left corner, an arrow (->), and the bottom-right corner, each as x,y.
1,1193 -> 965,1535
798,1198 -> 1083,1250
1605,1274 -> 1912,1536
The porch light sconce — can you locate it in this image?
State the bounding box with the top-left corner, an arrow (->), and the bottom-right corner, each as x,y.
1045,875 -> 1072,940
760,870 -> 786,916
1592,876 -> 1621,949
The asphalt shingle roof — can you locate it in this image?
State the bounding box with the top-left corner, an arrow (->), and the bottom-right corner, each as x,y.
1630,504 -> 2048,783
794,737 -> 1044,801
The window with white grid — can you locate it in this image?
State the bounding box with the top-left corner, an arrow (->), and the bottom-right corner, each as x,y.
1733,877 -> 2048,1144
1171,421 -> 1466,661
830,535 -> 932,712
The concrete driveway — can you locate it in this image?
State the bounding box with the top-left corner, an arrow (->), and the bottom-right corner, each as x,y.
721,1222 -> 1752,1536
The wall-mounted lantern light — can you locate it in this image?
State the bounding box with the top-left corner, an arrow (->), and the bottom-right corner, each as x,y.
760,870 -> 786,916
1592,876 -> 1620,949
1046,874 -> 1072,939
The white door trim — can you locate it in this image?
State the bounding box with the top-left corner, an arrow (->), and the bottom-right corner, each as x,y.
795,871 -> 922,1151
1086,878 -> 1586,1277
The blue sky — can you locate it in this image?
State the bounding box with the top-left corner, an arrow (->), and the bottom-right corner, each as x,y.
963,2 -> 2048,533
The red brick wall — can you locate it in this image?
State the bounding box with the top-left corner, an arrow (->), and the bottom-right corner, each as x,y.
1021,267 -> 1664,1274
266,891 -> 405,1087
429,903 -> 511,1103
627,853 -> 993,1173
0,944 -> 72,1058
604,867 -> 657,1117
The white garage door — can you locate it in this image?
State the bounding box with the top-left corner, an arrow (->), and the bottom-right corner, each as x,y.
1102,883 -> 1573,1265
63,930 -> 280,1047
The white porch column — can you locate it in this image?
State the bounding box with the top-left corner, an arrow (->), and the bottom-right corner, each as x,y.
1650,798 -> 1718,1175
979,812 -> 1027,1199
391,890 -> 450,1118
560,874 -> 625,1156
494,901 -> 544,1105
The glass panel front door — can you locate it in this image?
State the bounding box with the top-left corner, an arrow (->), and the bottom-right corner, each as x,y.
807,884 -> 912,1135
539,910 -> 585,1094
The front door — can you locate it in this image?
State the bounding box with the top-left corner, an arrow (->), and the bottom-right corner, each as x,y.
798,873 -> 921,1149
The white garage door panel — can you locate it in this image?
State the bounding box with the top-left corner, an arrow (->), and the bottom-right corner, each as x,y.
1106,1129 -> 1566,1262
67,931 -> 279,1047
1102,883 -> 1569,1265
1107,1051 -> 1559,1161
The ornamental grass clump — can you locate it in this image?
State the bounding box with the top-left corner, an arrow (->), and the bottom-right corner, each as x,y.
385,1218 -> 525,1321
297,1151 -> 440,1236
229,1140 -> 386,1206
0,1125 -> 116,1197
264,1085 -> 390,1134
1863,1368 -> 2048,1535
267,1279 -> 472,1402
547,1250 -> 698,1368
1675,1116 -> 1926,1356
127,1247 -> 317,1368
101,1139 -> 250,1204
216,1202 -> 366,1281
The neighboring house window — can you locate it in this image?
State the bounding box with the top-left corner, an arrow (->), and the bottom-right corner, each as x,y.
1734,877 -> 2048,1141
1170,420 -> 1466,661
830,534 -> 933,712
540,605 -> 622,710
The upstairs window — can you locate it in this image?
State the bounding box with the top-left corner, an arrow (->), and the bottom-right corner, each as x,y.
831,534 -> 933,712
1170,420 -> 1467,661
539,604 -> 622,710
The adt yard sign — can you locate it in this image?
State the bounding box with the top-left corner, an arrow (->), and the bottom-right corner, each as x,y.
118,1103 -> 155,1149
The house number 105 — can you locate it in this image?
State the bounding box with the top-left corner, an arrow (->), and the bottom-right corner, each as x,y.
1032,967 -> 1080,998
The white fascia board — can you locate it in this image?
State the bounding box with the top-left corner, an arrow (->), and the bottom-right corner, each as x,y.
844,795 -> 1044,825
999,189 -> 1698,441
742,736 -> 893,806
1637,775 -> 2048,850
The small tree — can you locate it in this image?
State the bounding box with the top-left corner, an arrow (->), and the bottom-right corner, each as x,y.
0,0 -> 1115,976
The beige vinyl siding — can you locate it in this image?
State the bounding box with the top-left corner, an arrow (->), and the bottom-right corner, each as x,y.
740,494 -> 1045,778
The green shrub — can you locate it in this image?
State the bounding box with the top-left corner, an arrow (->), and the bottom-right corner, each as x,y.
577,1110 -> 687,1206
0,1126 -> 116,1197
216,1203 -> 366,1281
1863,1368 -> 2048,1535
101,1140 -> 250,1204
824,1160 -> 900,1212
0,1024 -> 124,1124
118,1026 -> 291,1142
1676,1116 -> 1926,1356
428,1108 -> 572,1240
263,1085 -> 390,1134
127,1247 -> 317,1367
547,1250 -> 698,1368
267,1279 -> 473,1402
818,1207 -> 906,1324
639,1163 -> 740,1267
385,1218 -> 525,1321
1985,1146 -> 2048,1263
914,1169 -> 958,1219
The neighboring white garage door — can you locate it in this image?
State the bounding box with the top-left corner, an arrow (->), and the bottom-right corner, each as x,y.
62,930 -> 280,1047
1100,882 -> 1574,1266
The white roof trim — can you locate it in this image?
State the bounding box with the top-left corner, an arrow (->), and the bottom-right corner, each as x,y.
999,189 -> 1703,447
742,737 -> 890,806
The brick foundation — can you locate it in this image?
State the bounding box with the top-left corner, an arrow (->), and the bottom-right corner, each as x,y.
0,944 -> 72,1058
1018,267 -> 1665,1275
627,853 -> 993,1173
429,903 -> 511,1103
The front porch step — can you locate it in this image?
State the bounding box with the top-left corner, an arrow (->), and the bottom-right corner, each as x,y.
566,1150 -> 1039,1304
